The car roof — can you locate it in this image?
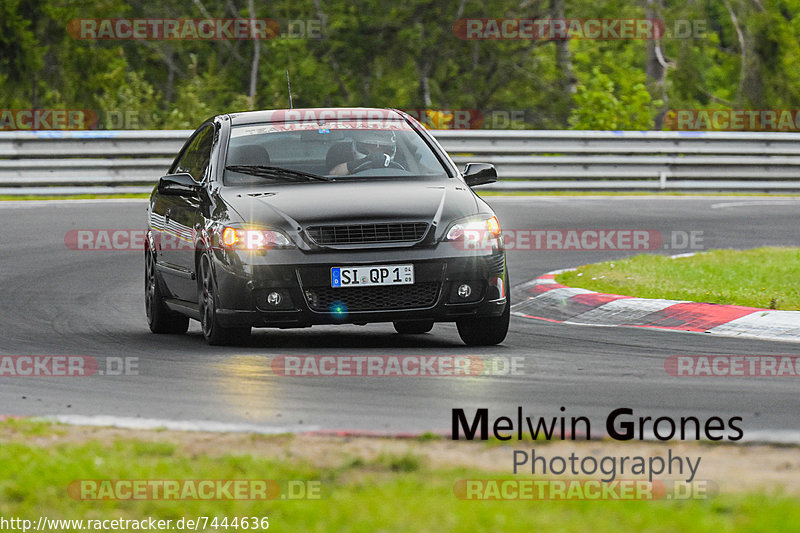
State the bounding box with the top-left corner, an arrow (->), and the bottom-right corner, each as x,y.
226,107 -> 408,126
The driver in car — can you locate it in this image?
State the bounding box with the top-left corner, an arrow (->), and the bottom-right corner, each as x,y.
328,131 -> 404,175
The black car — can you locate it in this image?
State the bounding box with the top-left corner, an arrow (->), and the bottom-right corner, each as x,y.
145,108 -> 509,345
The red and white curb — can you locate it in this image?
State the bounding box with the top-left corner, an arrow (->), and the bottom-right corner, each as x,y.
512,269 -> 800,343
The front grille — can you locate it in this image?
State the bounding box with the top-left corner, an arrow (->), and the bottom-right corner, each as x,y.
306,222 -> 428,245
304,282 -> 440,312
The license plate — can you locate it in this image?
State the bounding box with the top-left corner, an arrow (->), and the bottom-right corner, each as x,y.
331,264 -> 414,288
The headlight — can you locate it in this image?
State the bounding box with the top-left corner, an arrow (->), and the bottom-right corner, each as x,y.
220,226 -> 293,250
445,216 -> 502,241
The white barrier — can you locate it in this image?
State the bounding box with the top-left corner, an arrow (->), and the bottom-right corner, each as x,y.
1,129 -> 799,194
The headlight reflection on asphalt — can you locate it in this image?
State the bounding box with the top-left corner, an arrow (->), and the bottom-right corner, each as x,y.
210,355 -> 281,419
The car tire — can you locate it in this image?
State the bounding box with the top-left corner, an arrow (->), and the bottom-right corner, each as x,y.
145,249 -> 190,334
456,273 -> 510,346
199,255 -> 251,345
393,320 -> 434,334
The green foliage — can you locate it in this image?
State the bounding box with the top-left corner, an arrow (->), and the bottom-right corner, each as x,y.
1,421 -> 800,531
1,0 -> 799,130
568,67 -> 658,130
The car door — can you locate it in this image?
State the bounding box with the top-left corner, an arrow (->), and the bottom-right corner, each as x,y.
159,123 -> 215,301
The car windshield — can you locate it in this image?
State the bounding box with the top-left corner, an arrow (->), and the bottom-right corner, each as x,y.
224,117 -> 450,185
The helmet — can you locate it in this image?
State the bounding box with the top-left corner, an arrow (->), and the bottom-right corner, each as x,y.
353,130 -> 397,159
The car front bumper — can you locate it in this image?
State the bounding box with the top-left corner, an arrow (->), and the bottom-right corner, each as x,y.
210,246 -> 508,328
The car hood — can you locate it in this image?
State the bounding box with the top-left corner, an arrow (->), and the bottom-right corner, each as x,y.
219,178 -> 480,231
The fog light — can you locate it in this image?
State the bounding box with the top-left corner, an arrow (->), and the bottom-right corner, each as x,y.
267,291 -> 282,306
457,284 -> 472,299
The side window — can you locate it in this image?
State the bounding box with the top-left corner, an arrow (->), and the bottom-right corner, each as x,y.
174,125 -> 214,181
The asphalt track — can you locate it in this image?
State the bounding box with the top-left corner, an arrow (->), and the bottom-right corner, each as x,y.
1,196 -> 799,440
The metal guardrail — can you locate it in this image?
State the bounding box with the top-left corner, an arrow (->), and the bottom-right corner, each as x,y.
2,129 -> 800,195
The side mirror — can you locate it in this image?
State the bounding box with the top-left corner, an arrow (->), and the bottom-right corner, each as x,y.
158,173 -> 200,196
462,163 -> 497,187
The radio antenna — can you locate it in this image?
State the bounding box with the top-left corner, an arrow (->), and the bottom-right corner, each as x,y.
286,70 -> 293,109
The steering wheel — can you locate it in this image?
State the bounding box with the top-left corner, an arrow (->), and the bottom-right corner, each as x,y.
349,153 -> 407,174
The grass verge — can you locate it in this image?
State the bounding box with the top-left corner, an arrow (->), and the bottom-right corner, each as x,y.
1,420 -> 800,531
556,247 -> 800,310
